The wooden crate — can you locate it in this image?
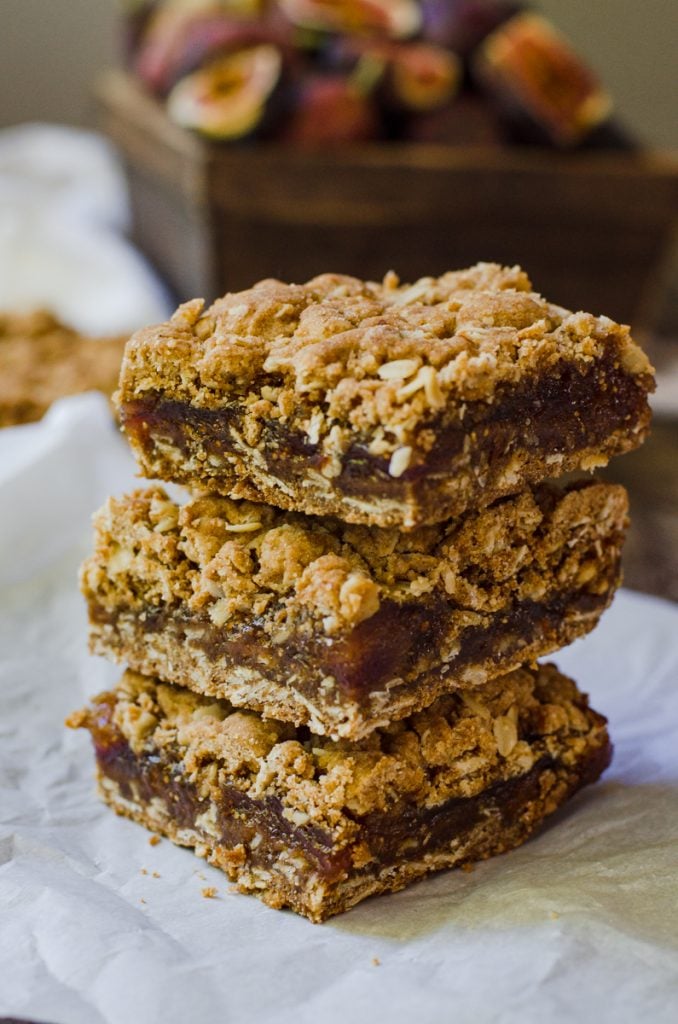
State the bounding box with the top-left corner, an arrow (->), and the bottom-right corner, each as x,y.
98,71 -> 678,330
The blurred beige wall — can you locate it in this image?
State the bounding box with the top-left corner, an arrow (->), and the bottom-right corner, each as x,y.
0,0 -> 676,146
0,0 -> 118,129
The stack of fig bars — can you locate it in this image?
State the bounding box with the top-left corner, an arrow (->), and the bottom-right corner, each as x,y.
69,263 -> 654,922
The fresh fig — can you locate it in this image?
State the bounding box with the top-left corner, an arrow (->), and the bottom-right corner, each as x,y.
278,0 -> 422,40
279,72 -> 380,144
474,13 -> 612,146
383,42 -> 461,112
166,43 -> 283,138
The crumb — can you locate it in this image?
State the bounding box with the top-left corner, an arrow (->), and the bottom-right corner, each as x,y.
372,957 -> 381,967
152,871 -> 161,878
549,911 -> 560,920
140,868 -> 148,875
202,886 -> 218,899
149,835 -> 161,846
461,862 -> 475,873
140,898 -> 146,904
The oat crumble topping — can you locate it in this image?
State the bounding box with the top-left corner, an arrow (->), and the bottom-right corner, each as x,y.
82,481 -> 626,639
68,663 -> 605,835
117,263 -> 653,463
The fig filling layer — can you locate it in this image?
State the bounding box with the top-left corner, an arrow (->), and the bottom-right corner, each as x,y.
90,581 -> 615,704
121,355 -> 650,505
88,698 -> 612,884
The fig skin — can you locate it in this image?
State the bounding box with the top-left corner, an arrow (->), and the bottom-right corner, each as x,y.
278,73 -> 381,145
380,41 -> 461,113
420,0 -> 522,56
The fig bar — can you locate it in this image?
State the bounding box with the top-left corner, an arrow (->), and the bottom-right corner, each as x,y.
82,479 -> 627,740
0,310 -> 126,428
116,263 -> 653,529
67,662 -> 611,922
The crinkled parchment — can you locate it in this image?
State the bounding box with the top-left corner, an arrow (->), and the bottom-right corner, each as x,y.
1,395 -> 677,1024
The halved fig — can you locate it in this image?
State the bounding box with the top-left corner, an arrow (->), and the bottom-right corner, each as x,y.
279,72 -> 380,144
384,42 -> 461,112
279,0 -> 422,40
474,13 -> 612,146
167,44 -> 283,139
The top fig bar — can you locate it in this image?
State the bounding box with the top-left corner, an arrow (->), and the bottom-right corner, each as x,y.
117,263 -> 654,529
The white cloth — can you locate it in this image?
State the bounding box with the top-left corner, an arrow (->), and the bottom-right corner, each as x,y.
0,397 -> 677,1024
0,123 -> 171,335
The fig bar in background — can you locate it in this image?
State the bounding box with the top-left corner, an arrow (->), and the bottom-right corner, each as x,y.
0,310 -> 126,428
116,263 -> 653,529
82,479 -> 627,740
67,662 -> 612,923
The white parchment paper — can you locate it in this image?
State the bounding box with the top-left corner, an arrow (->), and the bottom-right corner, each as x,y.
1,397 -> 677,1024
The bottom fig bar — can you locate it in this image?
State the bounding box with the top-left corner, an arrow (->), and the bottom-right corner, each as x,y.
68,663 -> 611,922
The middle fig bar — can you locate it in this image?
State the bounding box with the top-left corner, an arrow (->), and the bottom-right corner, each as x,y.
82,479 -> 627,741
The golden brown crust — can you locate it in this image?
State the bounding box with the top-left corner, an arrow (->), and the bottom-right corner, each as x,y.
0,310 -> 126,427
